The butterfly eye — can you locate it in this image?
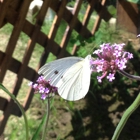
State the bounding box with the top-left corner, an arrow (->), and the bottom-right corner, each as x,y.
54,70 -> 59,74
91,64 -> 96,71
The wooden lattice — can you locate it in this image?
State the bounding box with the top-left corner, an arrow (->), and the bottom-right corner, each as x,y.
117,0 -> 140,34
0,0 -> 111,134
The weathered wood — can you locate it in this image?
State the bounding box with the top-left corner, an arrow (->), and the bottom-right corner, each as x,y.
5,7 -> 70,56
117,0 -> 140,34
0,51 -> 36,80
16,0 -> 52,116
0,0 -> 32,82
83,0 -> 98,27
0,0 -> 112,134
58,0 -> 83,58
0,97 -> 7,112
0,0 -> 32,134
72,0 -> 98,55
48,0 -> 67,39
0,0 -> 12,27
92,0 -> 106,34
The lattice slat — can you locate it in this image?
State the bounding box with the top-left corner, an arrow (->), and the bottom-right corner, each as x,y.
92,0 -> 106,34
0,51 -> 36,80
19,0 -> 52,115
48,0 -> 67,40
0,0 -> 32,82
82,0 -> 98,27
0,0 -> 11,27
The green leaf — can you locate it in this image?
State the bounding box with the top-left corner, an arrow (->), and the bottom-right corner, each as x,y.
126,0 -> 140,4
107,5 -> 116,17
31,113 -> 47,140
75,40 -> 81,46
0,83 -> 29,140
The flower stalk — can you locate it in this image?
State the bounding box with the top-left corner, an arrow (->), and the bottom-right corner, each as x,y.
29,42 -> 140,140
0,84 -> 29,140
42,99 -> 50,140
118,70 -> 140,81
112,93 -> 140,140
29,76 -> 57,139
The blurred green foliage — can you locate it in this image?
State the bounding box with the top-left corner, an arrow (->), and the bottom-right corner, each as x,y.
72,21 -> 120,57
126,0 -> 140,4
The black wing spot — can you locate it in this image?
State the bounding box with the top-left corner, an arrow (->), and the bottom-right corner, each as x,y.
54,70 -> 59,74
61,76 -> 63,79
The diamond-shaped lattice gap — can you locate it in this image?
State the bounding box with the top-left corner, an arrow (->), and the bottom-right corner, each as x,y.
28,43 -> 44,69
41,8 -> 56,35
77,2 -> 88,23
12,32 -> 29,62
1,70 -> 17,100
16,78 -> 30,105
54,19 -> 67,46
0,23 -> 13,52
87,11 -> 97,31
66,29 -> 79,54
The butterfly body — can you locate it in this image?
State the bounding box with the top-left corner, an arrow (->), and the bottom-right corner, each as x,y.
38,55 -> 92,101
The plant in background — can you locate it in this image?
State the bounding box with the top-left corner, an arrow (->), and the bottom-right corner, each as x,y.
72,21 -> 120,58
28,76 -> 57,140
36,41 -> 140,140
1,40 -> 140,140
126,0 -> 140,4
91,42 -> 140,139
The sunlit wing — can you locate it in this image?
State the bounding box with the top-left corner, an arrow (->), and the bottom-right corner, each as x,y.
38,57 -> 83,86
56,55 -> 91,101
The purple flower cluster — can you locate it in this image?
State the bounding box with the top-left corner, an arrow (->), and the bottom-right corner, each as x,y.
29,76 -> 58,100
91,43 -> 133,83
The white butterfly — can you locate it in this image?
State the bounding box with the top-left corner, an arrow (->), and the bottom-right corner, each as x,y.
38,55 -> 94,101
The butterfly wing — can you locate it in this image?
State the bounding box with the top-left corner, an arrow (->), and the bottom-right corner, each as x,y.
56,55 -> 91,101
38,57 -> 83,86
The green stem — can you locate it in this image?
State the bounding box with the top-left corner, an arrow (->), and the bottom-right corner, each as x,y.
112,93 -> 140,140
0,84 -> 29,140
42,99 -> 50,140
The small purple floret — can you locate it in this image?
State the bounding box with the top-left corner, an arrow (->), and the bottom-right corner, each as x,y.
29,76 -> 58,100
91,43 -> 133,82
